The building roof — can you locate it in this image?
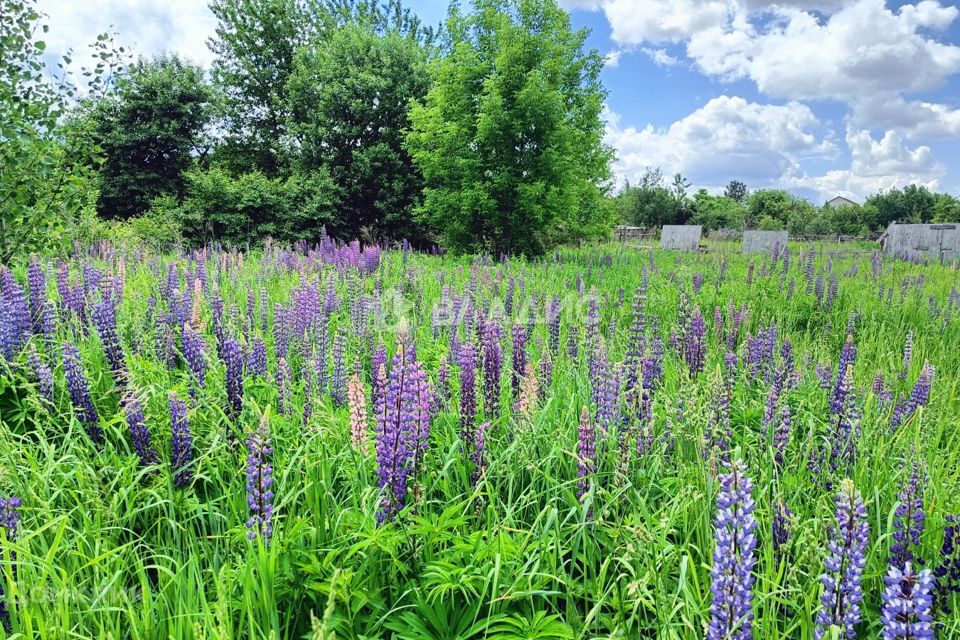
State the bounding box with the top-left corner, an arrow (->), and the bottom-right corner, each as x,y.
826,195 -> 860,208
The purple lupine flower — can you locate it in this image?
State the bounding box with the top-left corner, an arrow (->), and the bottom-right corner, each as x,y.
211,297 -> 225,358
707,460 -> 758,640
624,288 -> 647,388
828,365 -> 860,471
27,346 -> 54,404
933,515 -> 960,614
707,373 -> 733,464
276,356 -> 292,415
831,334 -> 857,415
815,479 -> 870,640
169,391 -> 192,487
0,496 -> 21,631
567,324 -> 579,359
693,273 -> 704,293
62,342 -> 102,444
37,301 -> 56,345
594,352 -> 620,435
908,364 -> 934,414
826,272 -> 839,308
504,276 -> 515,317
330,327 -> 347,407
540,351 -> 553,391
900,331 -> 914,381
1,270 -> 30,358
548,296 -> 562,355
773,500 -> 792,563
576,406 -> 596,504
223,337 -> 244,419
891,463 -> 926,571
323,273 -> 338,314
471,422 -> 490,488
684,306 -> 707,377
375,339 -> 431,523
480,319 -> 502,419
273,303 -> 289,360
247,339 -> 267,378
459,341 -> 477,444
437,357 -> 450,405
124,396 -> 159,469
182,324 -> 207,394
28,257 -> 46,333
0,497 -> 21,541
880,563 -> 935,640
774,403 -> 791,467
511,323 -> 527,400
246,415 -> 274,542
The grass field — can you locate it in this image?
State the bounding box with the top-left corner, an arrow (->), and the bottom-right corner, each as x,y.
0,238 -> 958,639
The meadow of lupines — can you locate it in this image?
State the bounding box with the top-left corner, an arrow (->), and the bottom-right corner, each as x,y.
0,236 -> 959,638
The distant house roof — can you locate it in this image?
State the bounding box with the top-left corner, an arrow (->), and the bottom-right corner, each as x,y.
826,195 -> 860,208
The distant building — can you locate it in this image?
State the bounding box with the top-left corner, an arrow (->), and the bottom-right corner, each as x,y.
826,195 -> 860,209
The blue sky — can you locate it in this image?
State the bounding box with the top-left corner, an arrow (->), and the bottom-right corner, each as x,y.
35,0 -> 960,203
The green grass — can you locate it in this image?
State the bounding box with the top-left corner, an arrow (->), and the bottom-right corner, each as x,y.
0,241 -> 958,639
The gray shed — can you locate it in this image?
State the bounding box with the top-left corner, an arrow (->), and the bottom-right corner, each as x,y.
881,223 -> 960,262
743,230 -> 788,254
660,225 -> 702,251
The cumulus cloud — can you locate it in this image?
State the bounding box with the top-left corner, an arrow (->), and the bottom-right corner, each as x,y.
687,0 -> 960,101
605,96 -> 833,187
641,48 -> 680,67
851,95 -> 960,139
580,0 -> 960,103
34,0 -> 219,70
784,127 -> 944,199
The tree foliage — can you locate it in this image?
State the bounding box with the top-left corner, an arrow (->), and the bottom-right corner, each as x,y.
407,0 -> 613,256
208,0 -> 308,175
92,55 -> 212,220
613,169 -> 674,228
0,0 -> 108,258
287,24 -> 430,242
177,167 -> 336,246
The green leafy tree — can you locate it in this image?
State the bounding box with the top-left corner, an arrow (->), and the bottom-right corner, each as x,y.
689,189 -> 744,230
287,24 -> 431,242
208,0 -> 433,177
723,179 -> 747,203
613,169 -> 673,227
864,185 -> 937,228
178,166 -> 336,246
0,0 -> 110,258
208,0 -> 309,175
745,189 -> 795,229
932,192 -> 960,223
407,0 -> 612,256
92,55 -> 212,220
670,172 -> 691,223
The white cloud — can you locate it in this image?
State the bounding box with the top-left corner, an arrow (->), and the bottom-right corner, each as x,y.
587,0 -> 960,102
784,127 -> 944,199
851,95 -> 960,139
641,48 -> 680,67
605,98 -> 945,201
605,96 -> 833,187
34,0 -> 219,71
603,0 -> 730,43
689,0 -> 960,101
